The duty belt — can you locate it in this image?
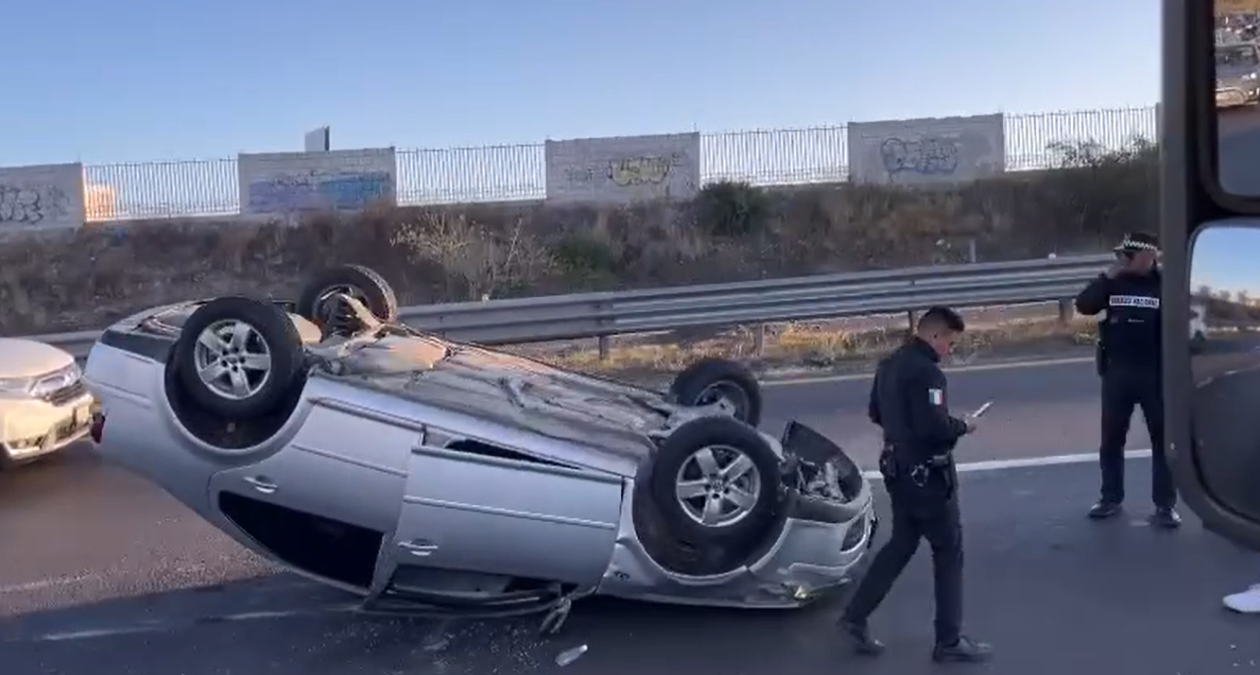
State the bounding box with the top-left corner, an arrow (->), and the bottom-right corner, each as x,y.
882,441 -> 952,488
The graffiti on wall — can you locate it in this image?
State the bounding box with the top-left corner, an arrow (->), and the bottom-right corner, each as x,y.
560,152 -> 686,187
878,136 -> 960,178
238,148 -> 397,216
0,184 -> 72,226
847,115 -> 1005,186
545,133 -> 701,205
610,154 -> 682,186
245,170 -> 392,214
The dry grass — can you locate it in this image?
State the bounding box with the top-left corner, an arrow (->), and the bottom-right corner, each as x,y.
511,316 -> 1100,378
0,140 -> 1153,337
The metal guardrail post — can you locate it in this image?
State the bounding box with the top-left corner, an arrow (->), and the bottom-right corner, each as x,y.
1057,298 -> 1074,324
594,297 -> 620,361
753,324 -> 766,356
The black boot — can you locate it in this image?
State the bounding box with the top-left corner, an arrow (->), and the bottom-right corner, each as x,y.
837,618 -> 885,656
932,635 -> 994,663
1148,507 -> 1182,529
1088,500 -> 1122,520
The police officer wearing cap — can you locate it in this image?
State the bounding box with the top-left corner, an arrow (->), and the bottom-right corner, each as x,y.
1074,232 -> 1180,528
838,306 -> 993,664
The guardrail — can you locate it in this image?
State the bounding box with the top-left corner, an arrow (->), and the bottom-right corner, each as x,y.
30,253 -> 1112,359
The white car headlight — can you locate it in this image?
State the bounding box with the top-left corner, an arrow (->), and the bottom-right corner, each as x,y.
28,366 -> 80,399
0,377 -> 34,397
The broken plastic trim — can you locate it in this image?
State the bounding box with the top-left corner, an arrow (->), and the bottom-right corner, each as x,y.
780,420 -> 865,503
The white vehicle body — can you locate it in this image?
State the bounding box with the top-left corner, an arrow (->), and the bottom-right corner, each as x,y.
0,338 -> 95,467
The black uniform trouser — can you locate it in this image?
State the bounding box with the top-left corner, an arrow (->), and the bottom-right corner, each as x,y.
843,473 -> 963,645
1099,364 -> 1176,508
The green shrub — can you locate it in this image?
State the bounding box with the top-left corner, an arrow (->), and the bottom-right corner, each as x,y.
551,233 -> 617,288
694,180 -> 774,238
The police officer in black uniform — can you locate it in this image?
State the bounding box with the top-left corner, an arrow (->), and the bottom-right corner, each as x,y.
839,306 -> 993,664
1074,232 -> 1180,528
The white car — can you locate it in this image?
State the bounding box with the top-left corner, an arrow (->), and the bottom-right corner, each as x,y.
0,339 -> 96,468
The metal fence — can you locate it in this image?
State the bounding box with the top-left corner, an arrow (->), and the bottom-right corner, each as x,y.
82,105 -> 1157,222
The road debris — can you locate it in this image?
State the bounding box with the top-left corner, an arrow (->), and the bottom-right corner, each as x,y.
555,644 -> 588,667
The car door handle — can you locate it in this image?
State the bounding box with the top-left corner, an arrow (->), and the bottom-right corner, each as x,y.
243,476 -> 278,494
399,540 -> 438,557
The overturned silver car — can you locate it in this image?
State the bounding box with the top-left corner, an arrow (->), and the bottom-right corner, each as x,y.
83,265 -> 875,633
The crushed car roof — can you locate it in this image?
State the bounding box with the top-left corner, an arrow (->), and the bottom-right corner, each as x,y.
321,332 -> 683,473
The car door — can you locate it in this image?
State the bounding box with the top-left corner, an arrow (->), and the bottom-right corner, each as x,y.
386,434 -> 624,588
1165,0 -> 1260,549
206,399 -> 418,588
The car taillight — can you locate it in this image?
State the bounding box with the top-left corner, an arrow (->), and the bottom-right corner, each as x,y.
90,414 -> 105,444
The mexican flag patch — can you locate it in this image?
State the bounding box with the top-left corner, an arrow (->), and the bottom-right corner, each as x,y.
928,388 -> 944,406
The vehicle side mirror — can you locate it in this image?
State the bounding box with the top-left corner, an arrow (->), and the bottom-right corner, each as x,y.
1185,224 -> 1260,524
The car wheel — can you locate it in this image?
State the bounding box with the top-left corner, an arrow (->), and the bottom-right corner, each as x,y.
298,264 -> 398,325
669,357 -> 763,426
651,416 -> 780,547
174,296 -> 305,421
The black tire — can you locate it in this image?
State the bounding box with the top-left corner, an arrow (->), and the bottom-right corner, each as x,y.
669,357 -> 763,426
174,296 -> 305,421
297,265 -> 398,324
650,416 -> 780,547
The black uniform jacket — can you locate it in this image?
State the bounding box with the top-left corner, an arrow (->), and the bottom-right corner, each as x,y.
868,337 -> 970,462
1074,267 -> 1161,370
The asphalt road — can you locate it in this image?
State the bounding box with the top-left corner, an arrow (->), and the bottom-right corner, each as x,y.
7,355 -> 1257,675
0,356 -> 1141,616
2,460 -> 1257,675
761,355 -> 1143,468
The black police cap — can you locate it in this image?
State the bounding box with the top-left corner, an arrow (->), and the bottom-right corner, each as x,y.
1114,232 -> 1159,253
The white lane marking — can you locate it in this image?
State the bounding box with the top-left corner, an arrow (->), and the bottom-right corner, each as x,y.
0,567 -> 308,596
764,355 -> 1094,387
34,625 -> 163,642
859,448 -> 1152,480
0,573 -> 102,595
20,604 -> 360,643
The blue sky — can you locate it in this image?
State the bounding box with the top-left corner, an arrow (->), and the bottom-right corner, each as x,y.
1192,227 -> 1260,297
0,0 -> 1158,166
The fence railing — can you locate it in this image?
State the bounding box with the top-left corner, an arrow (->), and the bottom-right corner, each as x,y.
42,253 -> 1110,359
78,106 -> 1158,221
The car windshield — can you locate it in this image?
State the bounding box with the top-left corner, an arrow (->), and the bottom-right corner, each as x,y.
1217,45 -> 1259,67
